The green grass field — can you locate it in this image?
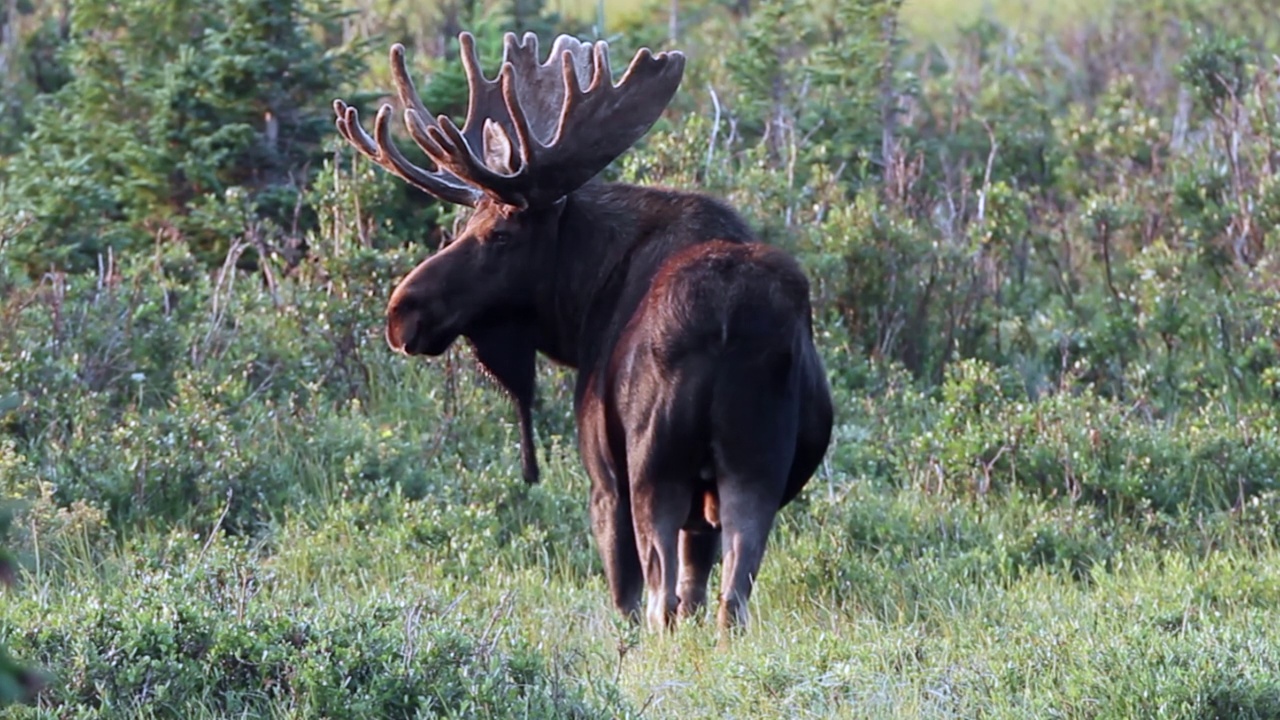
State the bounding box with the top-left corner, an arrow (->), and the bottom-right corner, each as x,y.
8,477 -> 1280,718
5,338 -> 1280,717
10,448 -> 1280,718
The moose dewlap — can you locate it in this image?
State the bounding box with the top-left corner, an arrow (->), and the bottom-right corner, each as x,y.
333,31 -> 833,633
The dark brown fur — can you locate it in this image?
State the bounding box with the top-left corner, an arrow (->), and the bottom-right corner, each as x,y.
386,181 -> 834,631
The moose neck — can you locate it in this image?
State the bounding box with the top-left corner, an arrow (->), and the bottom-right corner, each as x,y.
529,181 -> 756,373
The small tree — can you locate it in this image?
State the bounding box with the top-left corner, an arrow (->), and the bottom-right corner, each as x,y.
0,0 -> 363,272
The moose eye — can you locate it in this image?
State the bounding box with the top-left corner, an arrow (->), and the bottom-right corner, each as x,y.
488,230 -> 514,245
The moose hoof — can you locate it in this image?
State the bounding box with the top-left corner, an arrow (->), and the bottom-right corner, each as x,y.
646,594 -> 679,632
677,588 -> 709,621
716,596 -> 750,634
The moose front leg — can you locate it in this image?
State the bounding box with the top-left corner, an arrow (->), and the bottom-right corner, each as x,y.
677,526 -> 719,619
467,321 -> 540,484
515,399 -> 539,484
677,486 -> 721,619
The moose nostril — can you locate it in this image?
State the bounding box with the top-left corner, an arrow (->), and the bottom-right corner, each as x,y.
386,306 -> 421,353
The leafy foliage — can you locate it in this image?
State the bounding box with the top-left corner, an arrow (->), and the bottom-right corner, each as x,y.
1,0 -> 364,271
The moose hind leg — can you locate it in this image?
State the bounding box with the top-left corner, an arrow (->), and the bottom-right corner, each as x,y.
708,350 -> 801,633
715,480 -> 781,632
589,483 -> 644,621
629,474 -> 693,632
626,422 -> 696,631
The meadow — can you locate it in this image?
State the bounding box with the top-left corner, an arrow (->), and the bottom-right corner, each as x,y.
2,0 -> 1280,716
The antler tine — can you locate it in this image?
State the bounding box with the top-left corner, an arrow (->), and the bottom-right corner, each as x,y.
547,35 -> 594,89
455,31 -> 511,151
389,39 -> 495,187
384,47 -> 453,168
559,49 -> 584,117
617,46 -> 677,89
388,44 -> 436,139
501,64 -> 537,175
332,100 -> 481,207
333,100 -> 378,156
504,32 -> 540,69
590,41 -> 613,92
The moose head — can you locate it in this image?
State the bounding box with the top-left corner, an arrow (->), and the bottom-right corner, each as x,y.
334,34 -> 685,485
335,33 -> 832,634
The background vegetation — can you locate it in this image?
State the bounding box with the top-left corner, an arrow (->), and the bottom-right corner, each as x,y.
2,0 -> 1279,716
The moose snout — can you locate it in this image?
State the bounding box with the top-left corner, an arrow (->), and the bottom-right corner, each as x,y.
385,301 -> 421,354
385,292 -> 458,356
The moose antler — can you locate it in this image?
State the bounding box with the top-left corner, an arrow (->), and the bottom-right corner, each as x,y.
334,99 -> 483,206
334,32 -> 686,209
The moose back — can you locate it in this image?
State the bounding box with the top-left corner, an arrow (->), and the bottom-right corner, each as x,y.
334,31 -> 834,632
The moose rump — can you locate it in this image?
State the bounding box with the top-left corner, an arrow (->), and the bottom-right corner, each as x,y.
589,241 -> 831,630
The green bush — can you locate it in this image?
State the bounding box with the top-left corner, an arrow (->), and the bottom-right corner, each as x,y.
0,0 -> 363,272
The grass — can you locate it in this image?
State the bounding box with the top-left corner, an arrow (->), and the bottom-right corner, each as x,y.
5,338 -> 1280,717
7,456 -> 1280,718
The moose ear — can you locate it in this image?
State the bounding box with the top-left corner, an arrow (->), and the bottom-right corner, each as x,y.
482,119 -> 517,175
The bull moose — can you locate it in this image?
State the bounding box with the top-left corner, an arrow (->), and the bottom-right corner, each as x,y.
333,31 -> 833,632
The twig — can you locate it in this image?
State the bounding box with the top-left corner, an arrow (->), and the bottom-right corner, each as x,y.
196,488 -> 234,568
401,603 -> 425,671
199,239 -> 249,367
704,84 -> 722,179
248,223 -> 281,308
439,590 -> 469,619
478,591 -> 515,663
978,444 -> 1010,495
784,120 -> 798,227
1256,61 -> 1277,177
975,118 -> 998,225
636,691 -> 660,718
